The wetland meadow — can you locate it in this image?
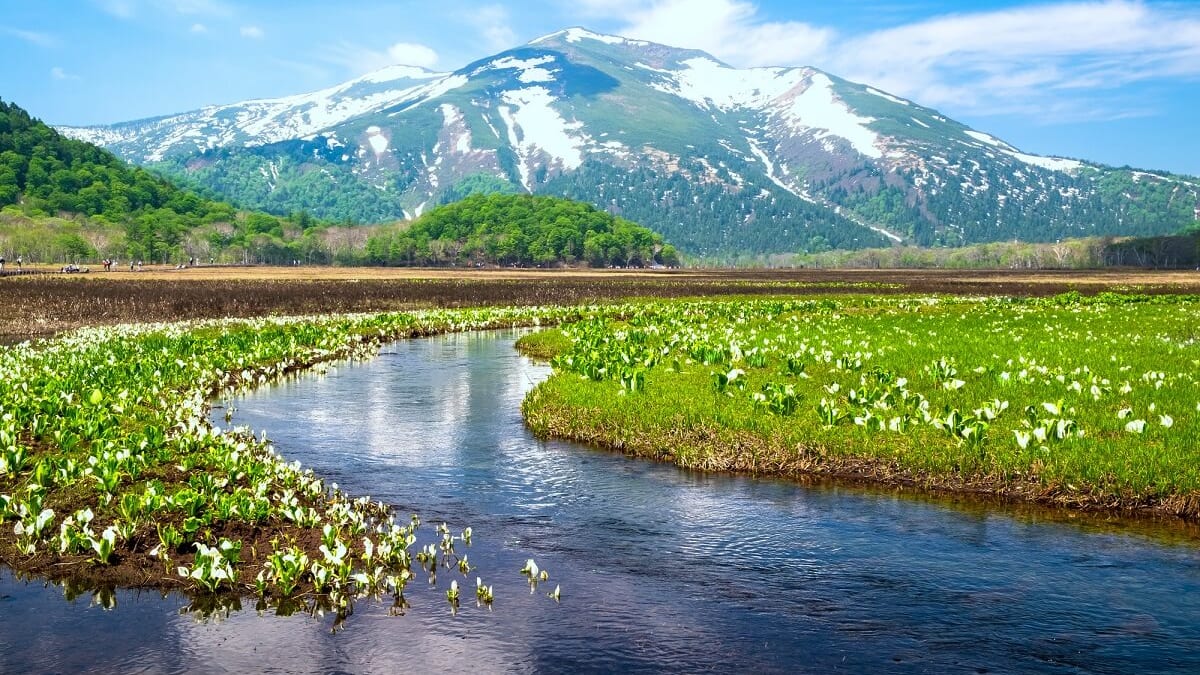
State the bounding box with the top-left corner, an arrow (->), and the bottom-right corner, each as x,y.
1,268 -> 1199,673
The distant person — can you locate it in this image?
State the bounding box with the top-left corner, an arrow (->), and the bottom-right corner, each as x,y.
136,260 -> 143,271
15,256 -> 21,271
130,260 -> 135,272
0,256 -> 5,271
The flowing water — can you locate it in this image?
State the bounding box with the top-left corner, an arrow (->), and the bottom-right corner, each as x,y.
3,330 -> 1200,673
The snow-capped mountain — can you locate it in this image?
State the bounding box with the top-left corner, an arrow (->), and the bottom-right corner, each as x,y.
59,65 -> 446,162
59,27 -> 1200,256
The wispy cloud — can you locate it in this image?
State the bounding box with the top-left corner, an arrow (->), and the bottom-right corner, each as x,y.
614,0 -> 831,67
167,0 -> 234,16
239,24 -> 264,39
94,0 -> 234,19
93,0 -> 137,18
190,22 -> 207,33
50,66 -> 80,81
1,26 -> 59,47
466,4 -> 517,51
584,0 -> 1200,122
322,41 -> 441,74
830,0 -> 1200,117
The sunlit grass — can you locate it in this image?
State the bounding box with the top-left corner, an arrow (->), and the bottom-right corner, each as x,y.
523,293 -> 1200,514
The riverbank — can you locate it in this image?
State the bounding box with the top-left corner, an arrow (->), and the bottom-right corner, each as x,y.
519,295 -> 1200,519
0,306 -> 609,602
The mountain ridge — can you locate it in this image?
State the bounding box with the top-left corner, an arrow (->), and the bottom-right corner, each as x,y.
57,27 -> 1200,258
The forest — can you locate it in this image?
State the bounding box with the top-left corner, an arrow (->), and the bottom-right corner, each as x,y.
362,193 -> 678,267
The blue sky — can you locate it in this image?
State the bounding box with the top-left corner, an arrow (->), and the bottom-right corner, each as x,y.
2,0 -> 1198,175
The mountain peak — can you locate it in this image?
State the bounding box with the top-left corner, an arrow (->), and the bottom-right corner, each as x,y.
55,27 -> 1200,256
528,27 -> 650,48
353,64 -> 444,85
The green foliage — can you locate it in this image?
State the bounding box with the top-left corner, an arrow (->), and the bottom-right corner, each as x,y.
438,173 -> 519,204
156,142 -> 409,225
0,99 -> 330,264
362,193 -> 672,267
542,158 -> 890,259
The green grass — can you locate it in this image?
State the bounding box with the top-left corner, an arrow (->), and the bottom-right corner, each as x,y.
514,328 -> 573,361
521,294 -> 1200,515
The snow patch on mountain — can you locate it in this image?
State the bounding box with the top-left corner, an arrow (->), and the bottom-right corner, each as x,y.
644,61 -> 880,158
964,130 -> 1081,172
387,74 -> 469,115
746,136 -> 814,202
498,87 -> 590,190
1006,152 -> 1083,173
964,130 -> 1016,152
776,74 -> 881,159
531,27 -> 649,47
359,65 -> 441,84
365,126 -> 388,156
439,104 -> 473,154
866,87 -> 909,106
648,57 -> 800,110
489,55 -> 555,73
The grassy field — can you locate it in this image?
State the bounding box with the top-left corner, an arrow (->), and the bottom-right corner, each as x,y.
4,265 -> 1200,341
520,294 -> 1200,517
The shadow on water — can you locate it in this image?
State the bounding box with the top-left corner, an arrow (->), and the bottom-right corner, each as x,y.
3,329 -> 1199,674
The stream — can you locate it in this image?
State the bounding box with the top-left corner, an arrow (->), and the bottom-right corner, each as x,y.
2,330 -> 1199,673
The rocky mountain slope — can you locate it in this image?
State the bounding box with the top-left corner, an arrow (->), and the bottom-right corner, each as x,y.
59,28 -> 1200,258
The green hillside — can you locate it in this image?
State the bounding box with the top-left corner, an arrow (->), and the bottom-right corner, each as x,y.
0,99 -> 323,264
363,193 -> 678,267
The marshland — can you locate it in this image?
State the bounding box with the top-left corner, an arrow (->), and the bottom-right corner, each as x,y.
2,270 -> 1200,672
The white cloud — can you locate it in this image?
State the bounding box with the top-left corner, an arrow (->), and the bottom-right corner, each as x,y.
830,0 -> 1200,116
466,4 -> 517,51
384,42 -> 440,68
240,25 -> 264,39
190,22 -> 207,33
323,40 -> 441,74
612,0 -> 832,67
1,26 -> 59,47
50,66 -> 79,81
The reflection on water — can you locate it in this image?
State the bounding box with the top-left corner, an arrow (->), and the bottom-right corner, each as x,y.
3,329 -> 1200,674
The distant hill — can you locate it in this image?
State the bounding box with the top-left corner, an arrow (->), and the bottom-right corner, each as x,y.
1,100 -> 675,267
0,99 -> 325,264
59,28 -> 1200,260
362,193 -> 677,267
